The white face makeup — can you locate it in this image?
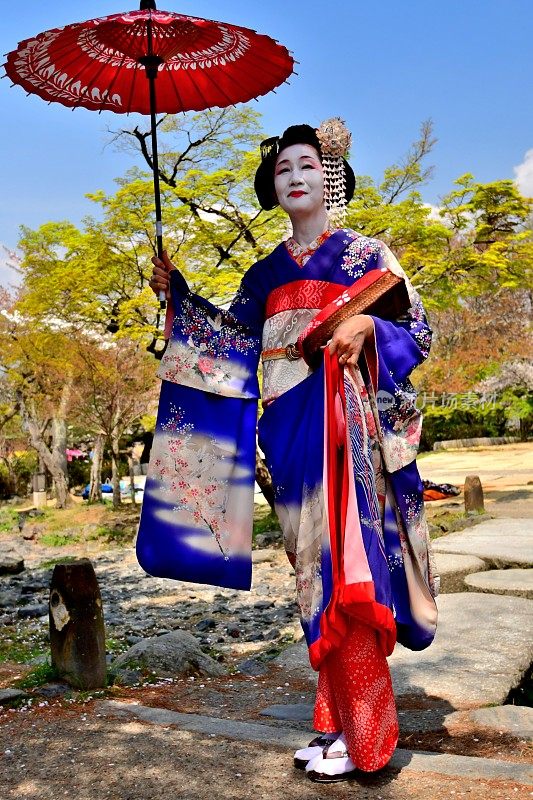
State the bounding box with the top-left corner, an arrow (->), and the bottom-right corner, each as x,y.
273,143 -> 325,218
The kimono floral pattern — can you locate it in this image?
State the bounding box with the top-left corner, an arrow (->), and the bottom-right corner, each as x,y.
175,296 -> 256,359
158,296 -> 258,398
276,486 -> 325,622
381,379 -> 423,472
339,233 -> 384,279
150,403 -> 232,559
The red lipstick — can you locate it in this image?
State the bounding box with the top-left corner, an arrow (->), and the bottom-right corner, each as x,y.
289,191 -> 306,198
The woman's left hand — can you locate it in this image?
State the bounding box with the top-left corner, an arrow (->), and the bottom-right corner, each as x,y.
328,314 -> 374,367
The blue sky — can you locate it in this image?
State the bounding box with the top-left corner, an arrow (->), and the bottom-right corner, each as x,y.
1,0 -> 532,283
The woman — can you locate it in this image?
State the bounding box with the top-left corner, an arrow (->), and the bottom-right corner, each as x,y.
139,118 -> 439,783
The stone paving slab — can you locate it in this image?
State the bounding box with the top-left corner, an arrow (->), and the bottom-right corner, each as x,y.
259,703 -> 313,721
465,568 -> 533,599
390,593 -> 533,707
434,553 -> 487,593
431,518 -> 532,567
94,700 -> 533,785
274,593 -> 533,708
469,706 -> 533,742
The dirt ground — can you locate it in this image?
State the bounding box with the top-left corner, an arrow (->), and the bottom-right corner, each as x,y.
0,705 -> 531,800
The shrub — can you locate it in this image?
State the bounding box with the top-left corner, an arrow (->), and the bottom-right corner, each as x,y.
420,404 -> 507,451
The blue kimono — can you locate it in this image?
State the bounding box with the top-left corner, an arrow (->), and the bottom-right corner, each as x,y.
136,229 -> 439,669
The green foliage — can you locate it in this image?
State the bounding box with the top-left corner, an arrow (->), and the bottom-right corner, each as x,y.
37,555 -> 78,570
14,659 -> 59,689
0,626 -> 49,664
67,457 -> 91,488
253,507 -> 280,538
39,532 -> 80,547
87,524 -> 135,546
12,451 -> 38,493
0,505 -> 19,531
420,404 -> 507,451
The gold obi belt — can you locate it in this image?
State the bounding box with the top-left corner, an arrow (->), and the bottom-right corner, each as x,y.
261,343 -> 301,362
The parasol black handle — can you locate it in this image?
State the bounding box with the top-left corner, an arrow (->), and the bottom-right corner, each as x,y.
140,8 -> 166,309
140,1 -> 157,10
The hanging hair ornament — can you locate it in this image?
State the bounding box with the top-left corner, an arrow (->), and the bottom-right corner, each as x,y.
316,117 -> 352,227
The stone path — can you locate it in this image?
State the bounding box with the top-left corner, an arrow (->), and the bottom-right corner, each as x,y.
470,706 -> 533,742
95,699 -> 533,785
434,552 -> 487,593
431,518 -> 532,568
465,568 -> 533,599
275,593 -> 533,708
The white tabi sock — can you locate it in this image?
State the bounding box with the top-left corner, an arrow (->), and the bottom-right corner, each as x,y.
305,733 -> 356,776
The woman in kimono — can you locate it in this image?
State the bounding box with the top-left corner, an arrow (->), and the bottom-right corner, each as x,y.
141,118 -> 439,783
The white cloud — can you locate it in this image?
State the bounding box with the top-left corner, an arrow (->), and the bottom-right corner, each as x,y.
514,149 -> 533,197
422,203 -> 443,221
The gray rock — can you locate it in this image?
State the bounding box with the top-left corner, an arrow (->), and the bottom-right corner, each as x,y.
0,591 -> 18,608
465,568 -> 533,599
21,582 -> 47,594
110,630 -> 226,678
34,682 -> 71,698
254,531 -> 282,547
226,624 -> 241,638
252,549 -> 276,564
434,553 -> 487,593
195,618 -> 216,632
390,593 -> 533,707
244,632 -> 264,642
22,523 -> 46,541
237,658 -> 268,677
112,668 -> 143,687
0,688 -> 30,705
432,518 -> 532,567
470,705 -> 533,741
0,554 -> 25,575
253,600 -> 274,610
274,641 -> 316,684
259,703 -> 313,721
17,603 -> 48,619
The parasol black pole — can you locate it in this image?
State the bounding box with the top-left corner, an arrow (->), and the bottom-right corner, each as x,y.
139,0 -> 166,308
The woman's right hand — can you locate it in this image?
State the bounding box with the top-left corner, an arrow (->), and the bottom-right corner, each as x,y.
149,250 -> 176,300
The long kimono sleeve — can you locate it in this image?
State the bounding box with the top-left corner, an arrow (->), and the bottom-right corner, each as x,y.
136,270 -> 264,590
363,244 -> 432,473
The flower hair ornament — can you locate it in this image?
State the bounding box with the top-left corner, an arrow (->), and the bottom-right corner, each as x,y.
316,117 -> 352,226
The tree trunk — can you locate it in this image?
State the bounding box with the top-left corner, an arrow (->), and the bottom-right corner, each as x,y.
110,434 -> 121,509
255,447 -> 275,511
17,392 -> 71,508
127,453 -> 136,506
89,434 -> 104,502
51,377 -> 72,488
51,417 -> 68,480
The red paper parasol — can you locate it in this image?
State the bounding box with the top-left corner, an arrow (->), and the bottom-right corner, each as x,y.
3,0 -> 294,301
